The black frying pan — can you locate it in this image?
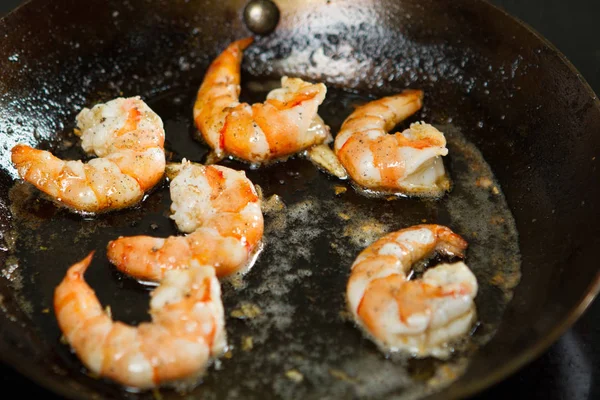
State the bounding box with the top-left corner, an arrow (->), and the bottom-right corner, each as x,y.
0,0 -> 599,399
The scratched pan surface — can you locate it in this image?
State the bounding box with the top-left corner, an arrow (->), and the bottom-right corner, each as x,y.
0,0 -> 600,399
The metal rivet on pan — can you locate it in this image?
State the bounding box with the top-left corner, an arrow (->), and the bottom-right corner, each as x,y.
243,0 -> 280,35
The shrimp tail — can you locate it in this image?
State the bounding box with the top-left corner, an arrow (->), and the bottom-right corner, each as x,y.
62,251 -> 95,281
53,251 -> 106,356
431,224 -> 469,258
11,143 -> 36,176
201,37 -> 253,88
235,36 -> 254,51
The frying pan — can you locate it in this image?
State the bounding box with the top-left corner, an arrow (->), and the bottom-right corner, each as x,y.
0,0 -> 599,399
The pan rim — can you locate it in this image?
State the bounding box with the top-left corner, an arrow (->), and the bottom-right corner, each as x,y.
439,4 -> 600,400
0,0 -> 31,22
0,0 -> 599,399
449,276 -> 600,400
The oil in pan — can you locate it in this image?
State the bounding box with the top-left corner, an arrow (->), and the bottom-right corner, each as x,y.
4,78 -> 521,399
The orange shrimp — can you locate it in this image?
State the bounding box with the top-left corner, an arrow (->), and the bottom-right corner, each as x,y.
193,37 -> 330,164
107,160 -> 264,281
346,225 -> 478,358
54,252 -> 226,391
334,90 -> 450,197
11,96 -> 165,213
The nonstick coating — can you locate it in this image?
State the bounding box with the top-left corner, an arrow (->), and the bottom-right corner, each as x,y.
0,0 -> 599,399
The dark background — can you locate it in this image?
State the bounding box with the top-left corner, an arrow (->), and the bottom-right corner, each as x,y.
0,0 -> 598,399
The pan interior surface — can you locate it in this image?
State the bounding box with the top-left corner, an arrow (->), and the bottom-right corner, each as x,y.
0,1 -> 599,399
5,78 -> 521,399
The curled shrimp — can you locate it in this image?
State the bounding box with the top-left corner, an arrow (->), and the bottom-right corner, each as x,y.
107,160 -> 264,281
333,90 -> 450,197
11,96 -> 166,213
54,252 -> 226,391
193,37 -> 331,165
346,224 -> 478,358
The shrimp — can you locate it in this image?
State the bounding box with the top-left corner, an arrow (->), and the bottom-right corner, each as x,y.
107,160 -> 264,281
346,224 -> 478,358
193,37 -> 331,165
10,96 -> 166,213
333,90 -> 451,197
54,252 -> 226,391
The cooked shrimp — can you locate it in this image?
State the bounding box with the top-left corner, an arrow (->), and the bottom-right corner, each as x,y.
334,90 -> 450,197
54,252 -> 226,391
193,37 -> 331,164
11,96 -> 166,213
107,160 -> 264,281
346,224 -> 478,358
